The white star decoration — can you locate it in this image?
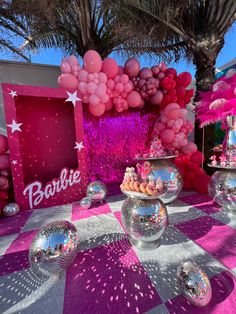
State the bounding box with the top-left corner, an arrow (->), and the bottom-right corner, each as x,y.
65,91 -> 81,107
74,141 -> 84,151
9,90 -> 17,97
12,160 -> 18,165
7,119 -> 23,133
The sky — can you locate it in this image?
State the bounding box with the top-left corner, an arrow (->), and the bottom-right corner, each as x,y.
1,22 -> 236,77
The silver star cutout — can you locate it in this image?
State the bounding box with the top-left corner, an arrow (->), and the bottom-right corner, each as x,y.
7,119 -> 23,133
12,160 -> 18,165
65,91 -> 81,107
9,90 -> 17,97
74,141 -> 84,151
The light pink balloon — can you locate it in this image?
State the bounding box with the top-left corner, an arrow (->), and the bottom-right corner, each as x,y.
78,82 -> 87,94
78,69 -> 88,82
60,62 -> 71,74
103,94 -> 110,103
58,74 -> 78,90
181,142 -> 198,155
124,58 -> 140,78
89,103 -> 106,116
102,58 -> 119,79
87,82 -> 97,94
107,79 -> 115,90
115,82 -> 124,93
157,72 -> 165,79
87,73 -> 95,82
89,94 -> 100,106
160,129 -> 175,144
83,50 -> 102,73
72,65 -> 80,72
120,74 -> 129,84
149,90 -> 163,105
95,83 -> 107,99
98,72 -> 107,84
82,94 -> 89,103
105,99 -> 113,111
165,108 -> 180,119
67,55 -> 79,66
124,82 -> 133,93
127,91 -> 141,108
164,103 -> 180,114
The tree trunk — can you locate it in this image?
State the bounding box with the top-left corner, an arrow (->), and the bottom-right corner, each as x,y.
193,49 -> 219,172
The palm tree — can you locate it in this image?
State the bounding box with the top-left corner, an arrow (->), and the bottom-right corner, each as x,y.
108,0 -> 236,164
0,0 -> 31,61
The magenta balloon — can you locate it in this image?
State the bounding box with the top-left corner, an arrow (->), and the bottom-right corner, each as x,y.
124,58 -> 140,78
181,142 -> 198,154
89,94 -> 100,106
159,62 -> 167,72
0,153 -> 10,170
98,72 -> 108,84
67,55 -> 79,66
160,129 -> 175,144
176,72 -> 192,87
83,50 -> 102,73
156,122 -> 166,132
107,79 -> 115,90
87,82 -> 97,94
101,58 -> 119,79
127,91 -> 142,108
0,135 -> 8,154
165,108 -> 180,119
149,90 -> 163,105
78,69 -> 88,82
58,74 -> 78,90
89,103 -> 106,116
60,62 -> 71,74
139,68 -> 153,79
120,74 -> 129,84
105,99 -> 113,111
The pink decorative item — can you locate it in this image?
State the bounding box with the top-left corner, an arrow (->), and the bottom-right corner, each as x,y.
2,84 -> 87,210
101,58 -> 119,79
83,50 -> 102,73
0,134 -> 8,153
58,74 -> 78,90
126,91 -> 141,108
0,153 -> 10,170
124,58 -> 140,78
219,154 -> 227,167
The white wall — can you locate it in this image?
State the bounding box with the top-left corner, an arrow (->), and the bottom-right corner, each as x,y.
0,60 -> 60,135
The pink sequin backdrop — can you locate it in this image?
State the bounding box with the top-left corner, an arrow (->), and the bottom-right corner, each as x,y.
83,107 -> 158,185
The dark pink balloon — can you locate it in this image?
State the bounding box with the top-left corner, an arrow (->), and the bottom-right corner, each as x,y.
60,62 -> 71,74
58,74 -> 78,90
176,72 -> 192,87
149,90 -> 163,105
0,175 -> 9,191
118,66 -> 124,75
160,129 -> 175,144
0,154 -> 10,170
102,58 -> 119,79
0,135 -> 8,154
124,58 -> 140,78
151,65 -> 160,76
83,50 -> 102,73
127,91 -> 141,107
139,68 -> 153,79
166,68 -> 177,78
67,55 -> 79,66
105,99 -> 113,111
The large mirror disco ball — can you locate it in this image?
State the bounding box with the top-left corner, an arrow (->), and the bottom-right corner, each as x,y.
121,197 -> 168,250
147,160 -> 183,204
29,220 -> 79,275
86,180 -> 107,202
208,170 -> 236,211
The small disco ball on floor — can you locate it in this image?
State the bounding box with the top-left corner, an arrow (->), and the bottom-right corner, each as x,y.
86,180 -> 107,202
29,220 -> 79,276
2,203 -> 20,217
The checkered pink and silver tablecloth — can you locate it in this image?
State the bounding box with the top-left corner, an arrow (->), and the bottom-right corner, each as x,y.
0,191 -> 236,314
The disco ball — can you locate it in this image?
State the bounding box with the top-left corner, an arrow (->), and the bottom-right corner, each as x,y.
79,197 -> 92,209
177,261 -> 212,307
29,220 -> 79,275
86,180 -> 107,202
147,160 -> 183,204
121,197 -> 168,250
208,170 -> 236,211
2,203 -> 20,217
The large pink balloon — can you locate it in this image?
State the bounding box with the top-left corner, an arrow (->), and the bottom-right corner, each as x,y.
89,103 -> 106,116
0,135 -> 8,154
0,153 -> 10,170
149,90 -> 163,105
181,142 -> 198,155
58,74 -> 78,90
101,58 -> 119,79
83,50 -> 102,73
67,55 -> 79,66
160,129 -> 175,144
127,91 -> 142,107
124,58 -> 140,78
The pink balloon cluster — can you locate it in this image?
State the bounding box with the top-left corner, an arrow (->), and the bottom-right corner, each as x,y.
153,103 -> 195,155
58,50 -> 194,117
197,68 -> 236,126
0,134 -> 11,212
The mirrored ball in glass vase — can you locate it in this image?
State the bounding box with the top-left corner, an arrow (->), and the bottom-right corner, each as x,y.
29,220 -> 79,276
86,180 -> 107,202
121,197 -> 168,250
147,160 -> 183,204
208,170 -> 236,211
